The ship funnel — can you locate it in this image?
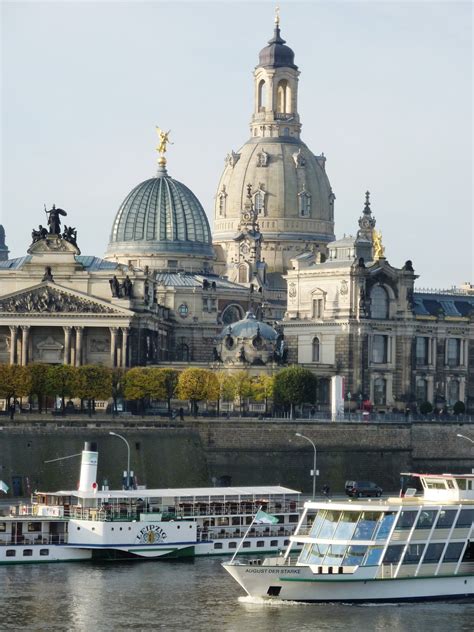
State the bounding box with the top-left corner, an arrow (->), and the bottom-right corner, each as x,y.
78,441 -> 98,492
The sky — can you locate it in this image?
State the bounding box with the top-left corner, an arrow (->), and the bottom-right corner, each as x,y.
1,0 -> 472,289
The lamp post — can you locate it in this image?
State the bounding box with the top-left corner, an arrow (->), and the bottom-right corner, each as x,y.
109,431 -> 131,490
347,391 -> 351,422
457,433 -> 474,445
295,432 -> 317,500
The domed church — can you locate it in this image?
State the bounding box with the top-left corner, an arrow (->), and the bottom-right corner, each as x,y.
213,14 -> 335,318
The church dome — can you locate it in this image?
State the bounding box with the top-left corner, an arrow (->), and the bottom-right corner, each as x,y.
258,25 -> 297,69
216,311 -> 282,366
107,165 -> 214,259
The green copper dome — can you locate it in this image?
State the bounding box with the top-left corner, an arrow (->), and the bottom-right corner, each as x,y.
107,166 -> 213,257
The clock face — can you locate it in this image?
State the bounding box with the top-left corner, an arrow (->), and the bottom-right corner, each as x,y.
361,218 -> 370,228
240,243 -> 249,255
242,212 -> 251,222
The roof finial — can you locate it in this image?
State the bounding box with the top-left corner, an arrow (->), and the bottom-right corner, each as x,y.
156,126 -> 172,168
364,190 -> 371,213
275,5 -> 280,27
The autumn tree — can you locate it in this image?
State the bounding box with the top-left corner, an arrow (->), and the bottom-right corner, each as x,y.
232,371 -> 254,416
153,368 -> 180,413
46,365 -> 78,414
252,374 -> 274,416
177,368 -> 218,416
75,365 -> 112,416
216,372 -> 236,417
0,364 -> 31,417
27,363 -> 52,413
273,366 -> 317,419
123,367 -> 150,413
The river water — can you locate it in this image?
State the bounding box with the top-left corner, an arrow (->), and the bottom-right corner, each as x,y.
0,558 -> 472,631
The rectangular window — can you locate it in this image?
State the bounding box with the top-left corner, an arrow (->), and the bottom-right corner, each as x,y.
270,540 -> 278,547
455,509 -> 474,528
415,510 -> 437,530
415,337 -> 429,365
383,545 -> 404,564
353,512 -> 381,541
23,549 -> 33,557
403,543 -> 425,564
363,546 -> 383,566
243,542 -> 251,548
435,510 -> 457,529
423,543 -> 445,563
395,511 -> 417,530
40,549 -> 49,556
374,513 -> 397,541
213,543 -> 223,550
167,260 -> 178,268
6,550 -> 16,557
372,335 -> 388,363
447,339 -> 461,367
312,299 -> 323,319
0,522 -> 6,532
442,542 -> 464,563
257,541 -> 265,548
342,545 -> 367,566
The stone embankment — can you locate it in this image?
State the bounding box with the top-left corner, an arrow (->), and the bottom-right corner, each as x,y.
0,416 -> 472,495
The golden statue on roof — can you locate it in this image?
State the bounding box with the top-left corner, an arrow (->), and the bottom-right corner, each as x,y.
156,127 -> 172,165
372,228 -> 385,260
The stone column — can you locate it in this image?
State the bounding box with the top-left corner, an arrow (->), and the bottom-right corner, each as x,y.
63,326 -> 72,365
121,328 -> 129,368
21,326 -> 30,366
9,326 -> 18,365
110,327 -> 118,368
75,327 -> 83,367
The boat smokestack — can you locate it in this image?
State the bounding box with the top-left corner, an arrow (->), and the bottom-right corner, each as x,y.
78,442 -> 98,492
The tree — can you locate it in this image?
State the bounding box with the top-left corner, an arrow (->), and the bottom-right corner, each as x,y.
273,366 -> 317,418
232,371 -> 254,416
0,364 -> 31,417
252,374 -> 274,415
157,369 -> 179,413
419,401 -> 433,415
177,368 -> 218,416
453,400 -> 466,415
123,367 -> 150,413
46,365 -> 78,413
75,366 -> 112,416
216,372 -> 236,417
27,363 -> 52,412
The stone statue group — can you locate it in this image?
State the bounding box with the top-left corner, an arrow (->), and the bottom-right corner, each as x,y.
31,205 -> 77,246
109,275 -> 133,299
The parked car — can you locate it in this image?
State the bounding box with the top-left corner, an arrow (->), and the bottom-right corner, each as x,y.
345,480 -> 383,498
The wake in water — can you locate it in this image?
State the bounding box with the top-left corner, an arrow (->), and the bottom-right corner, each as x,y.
238,595 -> 309,607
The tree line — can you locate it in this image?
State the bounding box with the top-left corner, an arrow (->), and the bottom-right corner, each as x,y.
0,364 -> 319,417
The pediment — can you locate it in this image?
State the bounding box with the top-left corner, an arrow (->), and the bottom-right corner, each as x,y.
27,234 -> 80,256
0,282 -> 132,315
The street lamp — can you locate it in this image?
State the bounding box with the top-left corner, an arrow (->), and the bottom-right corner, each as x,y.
295,432 -> 317,500
457,433 -> 474,445
109,431 -> 131,490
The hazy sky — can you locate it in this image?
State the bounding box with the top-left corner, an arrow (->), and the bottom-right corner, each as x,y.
1,1 -> 472,289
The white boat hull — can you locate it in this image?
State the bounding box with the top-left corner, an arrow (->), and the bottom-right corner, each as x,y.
0,545 -> 91,564
223,564 -> 474,602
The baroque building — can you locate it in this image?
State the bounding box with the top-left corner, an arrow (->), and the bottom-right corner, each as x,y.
213,17 -> 335,319
283,194 -> 474,412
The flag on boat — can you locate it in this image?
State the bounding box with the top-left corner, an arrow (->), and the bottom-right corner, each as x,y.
0,480 -> 9,494
254,509 -> 278,525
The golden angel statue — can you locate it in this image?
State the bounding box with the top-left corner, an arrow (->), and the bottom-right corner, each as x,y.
372,229 -> 385,260
156,127 -> 172,155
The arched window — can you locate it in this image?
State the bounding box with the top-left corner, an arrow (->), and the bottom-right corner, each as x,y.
176,343 -> 189,362
373,378 -> 386,405
277,80 -> 291,113
416,378 -> 428,402
253,190 -> 265,216
312,337 -> 320,363
221,304 -> 243,325
370,285 -> 389,319
447,380 -> 460,406
258,80 -> 266,112
238,265 -> 248,283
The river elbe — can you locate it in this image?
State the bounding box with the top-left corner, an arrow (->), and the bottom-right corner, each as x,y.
0,558 -> 472,631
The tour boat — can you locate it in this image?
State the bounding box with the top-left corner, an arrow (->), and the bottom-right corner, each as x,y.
223,473 -> 474,602
0,442 -> 301,564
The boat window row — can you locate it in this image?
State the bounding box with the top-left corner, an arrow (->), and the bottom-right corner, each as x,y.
300,540 -> 469,567
308,508 -> 474,540
213,539 -> 289,550
5,549 -> 50,558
